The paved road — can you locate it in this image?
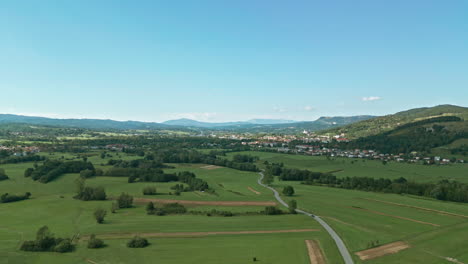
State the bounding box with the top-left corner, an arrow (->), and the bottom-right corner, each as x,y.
257,172 -> 354,264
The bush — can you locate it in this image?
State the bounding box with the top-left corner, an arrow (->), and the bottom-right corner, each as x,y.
80,169 -> 95,178
127,236 -> 149,248
87,234 -> 105,249
0,192 -> 31,203
143,186 -> 157,195
20,226 -> 73,253
263,206 -> 283,215
117,193 -> 133,208
54,239 -> 73,253
94,208 -> 107,224
282,186 -> 295,196
147,203 -> 187,216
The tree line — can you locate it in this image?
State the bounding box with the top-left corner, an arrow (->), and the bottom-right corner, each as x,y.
267,163 -> 468,203
25,160 -> 95,183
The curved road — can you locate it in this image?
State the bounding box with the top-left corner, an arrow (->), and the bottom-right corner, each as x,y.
257,172 -> 354,264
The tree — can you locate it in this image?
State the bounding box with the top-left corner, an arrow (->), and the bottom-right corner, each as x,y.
146,202 -> 155,214
263,206 -> 283,215
117,193 -> 133,208
143,186 -> 157,195
87,234 -> 105,249
288,199 -> 297,214
94,208 -> 107,224
282,186 -> 295,196
111,202 -> 118,213
127,236 -> 149,248
0,169 -> 9,181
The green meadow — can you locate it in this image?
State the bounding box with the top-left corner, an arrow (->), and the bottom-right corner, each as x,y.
0,156 -> 343,264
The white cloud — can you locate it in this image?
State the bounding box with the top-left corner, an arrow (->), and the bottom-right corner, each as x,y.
304,105 -> 314,111
361,96 -> 382,102
273,106 -> 287,113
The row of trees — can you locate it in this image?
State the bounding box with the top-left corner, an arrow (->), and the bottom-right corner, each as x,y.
146,202 -> 187,216
25,160 -> 95,183
269,163 -> 468,203
0,154 -> 45,164
152,149 -> 259,172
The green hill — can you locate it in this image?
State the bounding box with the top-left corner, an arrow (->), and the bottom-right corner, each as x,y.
323,104 -> 468,139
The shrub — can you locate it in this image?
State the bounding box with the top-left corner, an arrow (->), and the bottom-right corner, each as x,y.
127,236 -> 149,248
20,226 -> 73,253
263,206 -> 283,215
80,169 -> 95,178
87,234 -> 105,249
117,193 -> 133,208
142,186 -> 157,195
0,192 -> 31,203
54,239 -> 73,253
94,208 -> 107,224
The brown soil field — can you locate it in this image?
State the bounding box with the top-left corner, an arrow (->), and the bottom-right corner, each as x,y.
133,198 -> 276,206
81,229 -> 319,240
247,186 -> 261,195
355,241 -> 410,260
200,165 -> 223,170
351,207 -> 440,227
305,240 -> 326,264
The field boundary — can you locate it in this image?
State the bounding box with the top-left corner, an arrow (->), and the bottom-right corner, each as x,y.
355,241 -> 410,260
80,229 -> 319,240
306,240 -> 326,264
350,206 -> 440,227
360,198 -> 468,218
132,198 -> 276,206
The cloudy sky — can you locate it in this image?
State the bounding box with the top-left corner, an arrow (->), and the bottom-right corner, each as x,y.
1,0 -> 467,122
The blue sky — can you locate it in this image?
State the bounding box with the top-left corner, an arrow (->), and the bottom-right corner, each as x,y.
1,0 -> 467,122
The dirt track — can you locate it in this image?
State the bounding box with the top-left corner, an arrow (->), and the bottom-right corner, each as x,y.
133,198 -> 276,206
351,207 -> 440,227
361,198 -> 468,218
81,229 -> 319,240
200,165 -> 223,170
247,187 -> 261,195
306,240 -> 326,264
355,241 -> 410,260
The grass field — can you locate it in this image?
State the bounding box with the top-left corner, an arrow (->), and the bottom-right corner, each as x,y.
271,180 -> 468,264
0,156 -> 343,264
227,151 -> 468,183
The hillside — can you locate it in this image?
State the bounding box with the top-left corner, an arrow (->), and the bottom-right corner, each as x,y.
336,115 -> 468,155
323,105 -> 468,139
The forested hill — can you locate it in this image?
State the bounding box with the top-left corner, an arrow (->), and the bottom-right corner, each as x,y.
336,115 -> 468,155
323,104 -> 468,139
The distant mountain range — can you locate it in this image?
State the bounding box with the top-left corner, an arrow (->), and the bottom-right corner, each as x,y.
161,118 -> 297,127
1,105 -> 465,135
0,114 -> 374,132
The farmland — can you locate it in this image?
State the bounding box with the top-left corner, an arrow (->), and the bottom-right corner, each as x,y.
227,151 -> 468,183
0,154 -> 343,264
225,151 -> 468,263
